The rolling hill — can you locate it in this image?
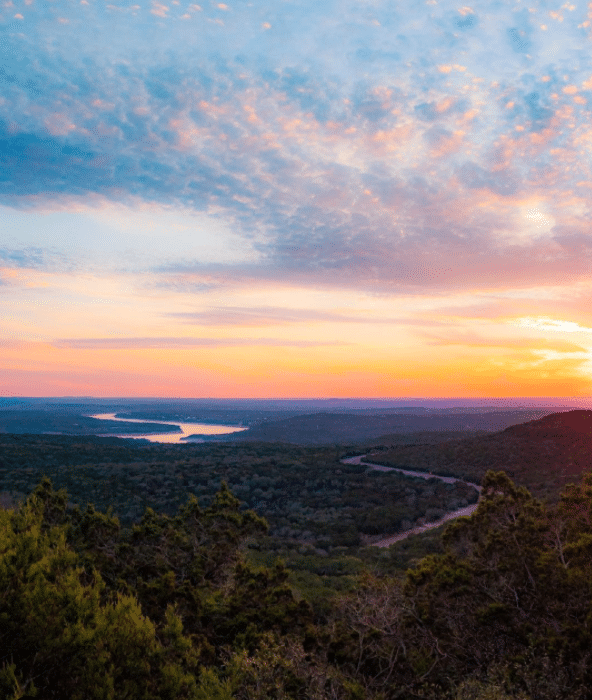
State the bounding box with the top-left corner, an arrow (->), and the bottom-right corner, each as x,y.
210,408 -> 563,445
371,409 -> 592,501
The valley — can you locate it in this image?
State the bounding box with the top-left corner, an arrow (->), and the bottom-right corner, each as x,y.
3,404 -> 592,698
340,454 -> 482,546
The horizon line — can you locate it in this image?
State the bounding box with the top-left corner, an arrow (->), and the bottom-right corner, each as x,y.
2,396 -> 591,403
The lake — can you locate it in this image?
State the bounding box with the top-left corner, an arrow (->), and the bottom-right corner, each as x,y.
89,413 -> 247,444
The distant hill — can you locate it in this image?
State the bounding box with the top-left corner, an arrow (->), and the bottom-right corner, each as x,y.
372,409 -> 592,501
502,409 -> 592,444
0,400 -> 573,444
0,410 -> 179,436
218,408 -> 565,445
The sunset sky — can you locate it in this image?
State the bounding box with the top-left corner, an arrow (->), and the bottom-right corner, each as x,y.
2,0 -> 592,398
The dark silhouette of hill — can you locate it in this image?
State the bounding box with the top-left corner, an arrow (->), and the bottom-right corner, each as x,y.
502,408 -> 592,441
373,409 -> 592,501
214,408 -> 562,445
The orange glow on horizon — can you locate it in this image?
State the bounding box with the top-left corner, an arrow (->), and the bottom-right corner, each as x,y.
2,334 -> 591,398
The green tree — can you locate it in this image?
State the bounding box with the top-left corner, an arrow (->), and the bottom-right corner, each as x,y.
0,492 -> 199,699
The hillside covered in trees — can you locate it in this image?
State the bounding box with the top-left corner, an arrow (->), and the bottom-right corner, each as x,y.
2,466 -> 592,699
0,434 -> 478,602
370,409 -> 592,503
2,409 -> 592,698
0,436 -> 477,541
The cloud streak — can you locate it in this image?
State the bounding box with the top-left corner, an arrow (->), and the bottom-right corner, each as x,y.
166,306 -> 454,326
53,337 -> 349,349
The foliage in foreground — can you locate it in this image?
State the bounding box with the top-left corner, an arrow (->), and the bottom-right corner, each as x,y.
2,469 -> 592,699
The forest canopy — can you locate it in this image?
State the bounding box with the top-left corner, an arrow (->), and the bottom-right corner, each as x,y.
2,465 -> 592,699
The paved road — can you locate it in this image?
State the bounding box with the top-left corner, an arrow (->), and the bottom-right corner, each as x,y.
340,454 -> 481,548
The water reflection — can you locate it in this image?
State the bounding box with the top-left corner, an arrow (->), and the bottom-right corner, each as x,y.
89,413 -> 247,444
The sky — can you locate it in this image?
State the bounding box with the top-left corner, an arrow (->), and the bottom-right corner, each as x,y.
2,0 -> 592,398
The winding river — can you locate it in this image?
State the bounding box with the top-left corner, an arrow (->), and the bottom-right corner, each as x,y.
340,454 -> 482,548
88,413 -> 247,444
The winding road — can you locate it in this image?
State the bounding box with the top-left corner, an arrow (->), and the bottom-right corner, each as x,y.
340,454 -> 482,548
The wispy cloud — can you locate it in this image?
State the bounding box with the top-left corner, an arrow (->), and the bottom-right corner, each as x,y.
53,337 -> 350,349
0,247 -> 59,269
166,306 -> 454,326
421,330 -> 589,353
514,317 -> 592,334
